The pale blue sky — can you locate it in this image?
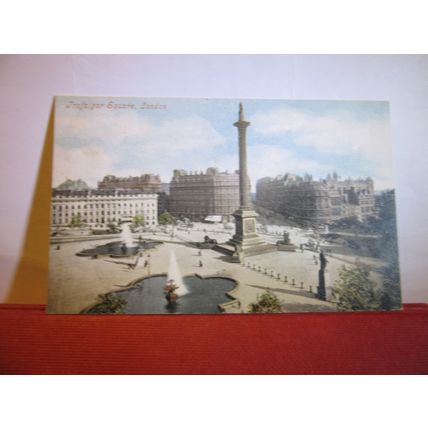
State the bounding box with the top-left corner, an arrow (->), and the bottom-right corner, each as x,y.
54,96 -> 393,190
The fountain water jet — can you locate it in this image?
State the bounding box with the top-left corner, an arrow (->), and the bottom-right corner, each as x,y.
167,250 -> 189,296
121,223 -> 137,248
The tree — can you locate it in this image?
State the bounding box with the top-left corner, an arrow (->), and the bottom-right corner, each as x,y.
90,294 -> 126,314
69,213 -> 84,228
159,211 -> 174,225
332,265 -> 381,311
132,214 -> 145,227
248,291 -> 283,313
379,263 -> 401,310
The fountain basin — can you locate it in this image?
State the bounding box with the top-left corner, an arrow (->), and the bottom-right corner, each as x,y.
86,274 -> 237,314
76,240 -> 161,257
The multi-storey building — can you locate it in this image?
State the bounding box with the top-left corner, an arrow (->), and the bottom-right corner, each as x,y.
98,174 -> 162,193
169,168 -> 241,220
256,173 -> 376,225
51,189 -> 158,226
97,174 -> 169,214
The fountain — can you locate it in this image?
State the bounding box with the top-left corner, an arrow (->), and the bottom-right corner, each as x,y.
120,223 -> 137,250
87,275 -> 237,314
76,222 -> 161,258
167,250 -> 189,297
120,223 -> 138,255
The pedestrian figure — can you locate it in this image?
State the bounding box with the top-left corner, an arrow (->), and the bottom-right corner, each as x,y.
199,260 -> 203,268
300,243 -> 304,253
56,245 -> 61,250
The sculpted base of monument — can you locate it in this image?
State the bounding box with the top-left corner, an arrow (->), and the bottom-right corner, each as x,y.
226,208 -> 276,257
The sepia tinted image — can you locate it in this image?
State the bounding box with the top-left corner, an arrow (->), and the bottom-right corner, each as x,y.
48,96 -> 401,314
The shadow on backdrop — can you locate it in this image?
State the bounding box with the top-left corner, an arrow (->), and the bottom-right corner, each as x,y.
6,103 -> 54,304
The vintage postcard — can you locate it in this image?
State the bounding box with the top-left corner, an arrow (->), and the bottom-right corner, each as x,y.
48,96 -> 401,314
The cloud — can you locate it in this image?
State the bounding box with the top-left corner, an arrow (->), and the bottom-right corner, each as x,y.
56,109 -> 226,153
53,145 -> 114,187
251,107 -> 391,156
54,109 -> 228,185
53,102 -> 395,190
250,107 -> 394,188
247,144 -> 333,189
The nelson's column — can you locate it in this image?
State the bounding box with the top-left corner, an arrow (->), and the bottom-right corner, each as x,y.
225,103 -> 276,257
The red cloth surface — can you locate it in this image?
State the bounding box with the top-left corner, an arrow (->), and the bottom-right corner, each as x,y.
1,304 -> 427,374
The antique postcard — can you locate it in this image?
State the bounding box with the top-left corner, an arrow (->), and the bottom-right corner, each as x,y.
48,96 -> 401,314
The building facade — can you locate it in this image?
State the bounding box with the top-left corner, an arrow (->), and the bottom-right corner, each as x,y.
51,189 -> 158,226
98,174 -> 162,193
256,173 -> 376,225
97,174 -> 169,214
169,168 -> 241,220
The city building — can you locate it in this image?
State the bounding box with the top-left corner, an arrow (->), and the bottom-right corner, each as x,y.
56,178 -> 89,191
98,174 -> 169,214
98,174 -> 162,193
51,189 -> 158,226
169,167 -> 241,221
256,173 -> 376,225
157,183 -> 170,214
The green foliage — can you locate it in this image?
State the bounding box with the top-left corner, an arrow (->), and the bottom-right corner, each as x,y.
91,294 -> 126,314
379,263 -> 401,310
333,265 -> 381,311
69,213 -> 84,228
159,211 -> 174,225
132,214 -> 145,227
248,291 -> 283,313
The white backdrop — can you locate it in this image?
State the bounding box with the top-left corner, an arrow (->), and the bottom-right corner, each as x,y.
0,54 -> 427,303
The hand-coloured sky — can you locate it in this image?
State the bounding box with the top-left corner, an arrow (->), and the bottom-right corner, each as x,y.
53,96 -> 393,190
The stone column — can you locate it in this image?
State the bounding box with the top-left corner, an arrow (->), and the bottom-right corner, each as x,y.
222,103 -> 276,257
234,103 -> 251,208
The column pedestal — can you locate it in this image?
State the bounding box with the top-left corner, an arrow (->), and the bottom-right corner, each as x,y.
224,208 -> 276,257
